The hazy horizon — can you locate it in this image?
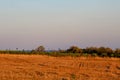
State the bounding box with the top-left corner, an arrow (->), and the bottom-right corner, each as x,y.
0,0 -> 120,50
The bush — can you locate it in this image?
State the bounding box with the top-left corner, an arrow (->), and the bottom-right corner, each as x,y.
114,48 -> 120,57
91,53 -> 98,57
66,46 -> 82,53
100,53 -> 108,57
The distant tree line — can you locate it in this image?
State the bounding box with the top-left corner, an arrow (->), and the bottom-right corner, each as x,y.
0,45 -> 120,58
65,46 -> 120,57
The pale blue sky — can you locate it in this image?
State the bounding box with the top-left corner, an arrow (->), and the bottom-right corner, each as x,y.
0,0 -> 120,50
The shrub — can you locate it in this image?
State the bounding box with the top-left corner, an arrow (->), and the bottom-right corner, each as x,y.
91,53 -> 98,57
114,48 -> 120,57
66,46 -> 82,53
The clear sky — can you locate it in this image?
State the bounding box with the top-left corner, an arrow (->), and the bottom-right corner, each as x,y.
0,0 -> 120,50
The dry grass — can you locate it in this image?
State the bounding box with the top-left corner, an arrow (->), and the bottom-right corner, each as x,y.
0,54 -> 120,80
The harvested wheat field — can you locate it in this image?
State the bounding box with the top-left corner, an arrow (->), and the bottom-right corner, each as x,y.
0,54 -> 120,80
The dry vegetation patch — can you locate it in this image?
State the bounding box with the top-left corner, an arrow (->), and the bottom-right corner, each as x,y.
0,54 -> 120,80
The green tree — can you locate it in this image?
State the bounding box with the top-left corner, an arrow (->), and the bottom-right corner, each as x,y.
114,48 -> 120,57
98,47 -> 107,57
85,47 -> 98,54
97,47 -> 113,57
66,46 -> 82,53
35,46 -> 45,52
105,47 -> 113,57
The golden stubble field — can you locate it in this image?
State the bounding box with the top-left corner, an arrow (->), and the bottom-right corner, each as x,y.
0,54 -> 120,80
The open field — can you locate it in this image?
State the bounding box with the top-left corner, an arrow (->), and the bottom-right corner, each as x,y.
0,54 -> 120,80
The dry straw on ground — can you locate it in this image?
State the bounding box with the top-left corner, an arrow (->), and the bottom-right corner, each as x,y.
0,54 -> 120,80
